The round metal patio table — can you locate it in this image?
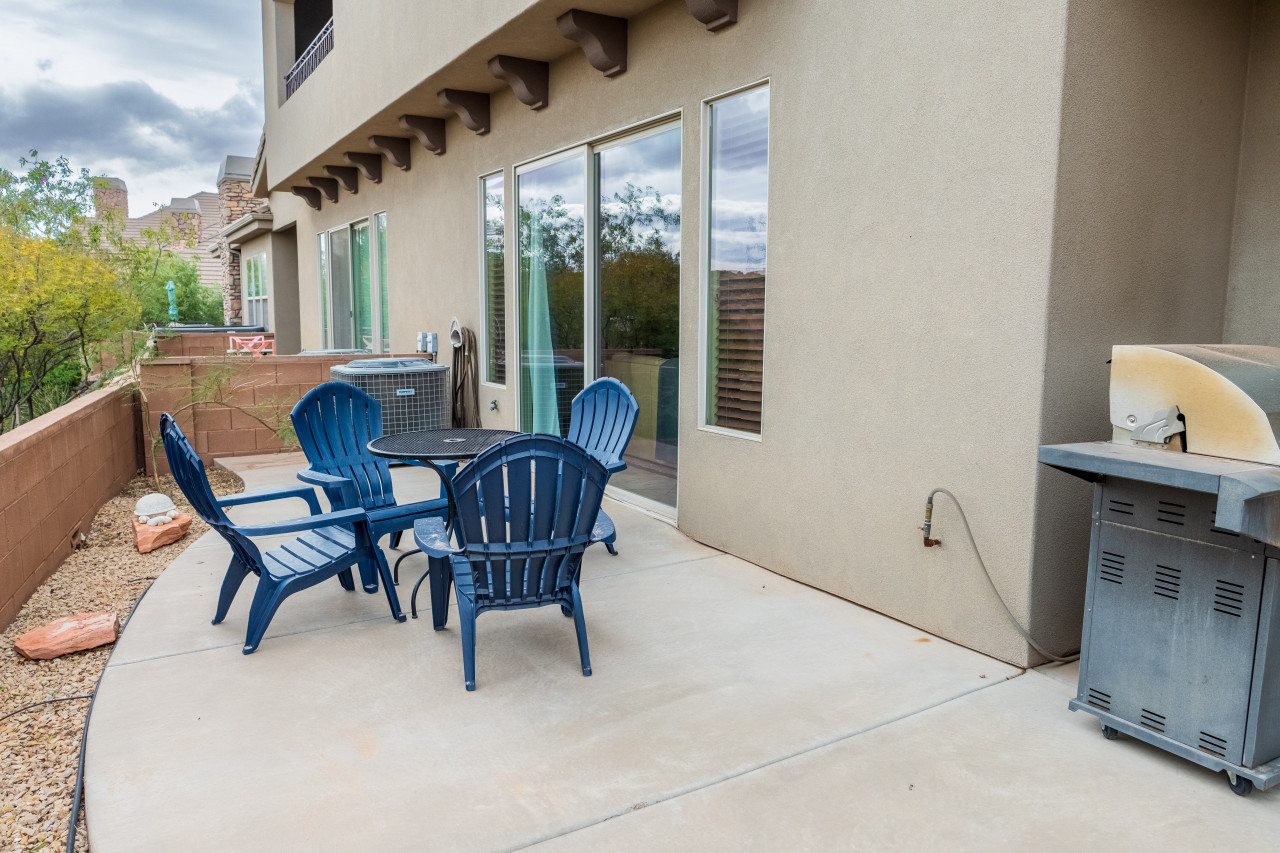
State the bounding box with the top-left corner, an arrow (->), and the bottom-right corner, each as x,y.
368,428 -> 521,617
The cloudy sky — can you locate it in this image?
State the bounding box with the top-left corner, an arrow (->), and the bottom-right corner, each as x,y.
0,0 -> 264,217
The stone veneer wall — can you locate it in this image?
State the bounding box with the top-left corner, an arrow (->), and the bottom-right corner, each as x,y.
138,353 -> 421,475
0,387 -> 140,629
217,177 -> 269,325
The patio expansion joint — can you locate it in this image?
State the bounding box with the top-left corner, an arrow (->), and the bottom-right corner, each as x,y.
510,669 -> 1028,852
105,612 -> 392,669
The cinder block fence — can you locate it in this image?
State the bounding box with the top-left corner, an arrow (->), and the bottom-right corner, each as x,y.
0,387 -> 140,629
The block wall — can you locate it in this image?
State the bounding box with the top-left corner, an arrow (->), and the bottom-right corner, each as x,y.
0,387 -> 140,630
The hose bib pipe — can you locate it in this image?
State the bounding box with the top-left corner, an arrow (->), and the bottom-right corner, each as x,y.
922,488 -> 1078,665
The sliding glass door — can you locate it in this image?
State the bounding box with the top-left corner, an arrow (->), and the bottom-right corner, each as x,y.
319,215 -> 390,352
515,122 -> 681,511
596,125 -> 681,508
518,153 -> 586,436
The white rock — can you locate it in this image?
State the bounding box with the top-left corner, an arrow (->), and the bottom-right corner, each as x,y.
136,516 -> 149,525
166,509 -> 179,519
147,516 -> 167,526
134,493 -> 176,516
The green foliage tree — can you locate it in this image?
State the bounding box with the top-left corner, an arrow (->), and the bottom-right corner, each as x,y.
0,150 -> 96,240
133,253 -> 225,326
0,229 -> 138,430
0,152 -> 142,430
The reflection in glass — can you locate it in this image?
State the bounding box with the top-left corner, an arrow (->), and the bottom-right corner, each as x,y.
483,173 -> 506,384
329,226 -> 352,349
317,232 -> 329,347
706,86 -> 768,434
352,221 -> 373,351
518,156 -> 585,435
375,212 -> 389,352
597,126 -> 681,508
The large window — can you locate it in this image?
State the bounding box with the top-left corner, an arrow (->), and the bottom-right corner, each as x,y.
243,252 -> 269,329
481,173 -> 506,384
375,212 -> 390,353
317,214 -> 389,352
513,121 -> 682,510
518,153 -> 586,435
703,84 -> 769,436
316,233 -> 329,346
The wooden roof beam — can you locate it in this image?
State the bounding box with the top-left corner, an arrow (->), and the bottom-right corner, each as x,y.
322,165 -> 359,194
398,115 -> 447,155
342,151 -> 383,183
488,55 -> 549,110
291,186 -> 322,211
438,89 -> 491,135
557,9 -> 627,77
306,176 -> 339,203
369,135 -> 412,171
685,0 -> 737,31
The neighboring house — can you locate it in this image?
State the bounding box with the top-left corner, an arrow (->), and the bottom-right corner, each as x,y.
90,155 -> 268,329
214,154 -> 274,332
243,0 -> 1280,668
89,179 -> 223,289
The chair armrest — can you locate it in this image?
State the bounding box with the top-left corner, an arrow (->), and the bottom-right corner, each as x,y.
218,484 -> 322,516
604,459 -> 627,475
296,469 -> 360,511
237,507 -> 371,538
413,517 -> 460,559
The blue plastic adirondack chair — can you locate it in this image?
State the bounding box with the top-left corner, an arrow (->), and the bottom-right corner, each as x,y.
291,382 -> 455,589
161,413 -> 405,653
565,377 -> 639,555
414,434 -> 610,690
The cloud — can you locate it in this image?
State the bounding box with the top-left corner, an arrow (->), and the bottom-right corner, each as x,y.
36,59 -> 52,72
0,79 -> 262,179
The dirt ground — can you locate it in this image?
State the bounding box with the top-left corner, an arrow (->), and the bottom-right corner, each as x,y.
1,467 -> 243,853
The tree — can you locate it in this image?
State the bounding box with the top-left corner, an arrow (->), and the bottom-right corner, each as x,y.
133,253 -> 224,326
0,151 -> 96,241
0,228 -> 137,430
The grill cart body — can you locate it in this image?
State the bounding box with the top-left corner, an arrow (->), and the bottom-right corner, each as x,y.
1041,344 -> 1280,796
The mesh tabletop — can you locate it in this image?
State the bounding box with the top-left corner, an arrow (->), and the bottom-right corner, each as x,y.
368,428 -> 521,461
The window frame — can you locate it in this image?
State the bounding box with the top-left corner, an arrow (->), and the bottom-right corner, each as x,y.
479,169 -> 507,388
506,113 -> 683,435
244,252 -> 270,330
697,79 -> 770,442
316,210 -> 389,353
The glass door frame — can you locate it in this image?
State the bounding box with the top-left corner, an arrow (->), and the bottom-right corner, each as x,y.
510,114 -> 683,517
321,211 -> 389,353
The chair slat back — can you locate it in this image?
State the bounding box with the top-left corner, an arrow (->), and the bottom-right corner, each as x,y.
160,414 -> 263,571
452,435 -> 608,604
566,378 -> 639,471
291,382 -> 397,510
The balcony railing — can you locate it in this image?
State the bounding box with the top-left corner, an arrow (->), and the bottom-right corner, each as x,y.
284,17 -> 334,100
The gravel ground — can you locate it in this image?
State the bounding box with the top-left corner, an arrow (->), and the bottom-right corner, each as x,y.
1,467 -> 243,853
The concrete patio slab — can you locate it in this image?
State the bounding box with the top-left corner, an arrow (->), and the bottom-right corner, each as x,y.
531,670 -> 1280,852
84,455 -> 1018,852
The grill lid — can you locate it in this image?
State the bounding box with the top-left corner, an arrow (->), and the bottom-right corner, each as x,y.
1111,344 -> 1280,465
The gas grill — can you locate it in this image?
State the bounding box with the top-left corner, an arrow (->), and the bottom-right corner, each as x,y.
1039,344 -> 1280,796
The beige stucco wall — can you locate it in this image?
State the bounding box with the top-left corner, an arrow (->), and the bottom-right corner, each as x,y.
265,0 -> 1073,665
1029,0 -> 1254,657
257,0 -> 1268,666
1226,0 -> 1280,346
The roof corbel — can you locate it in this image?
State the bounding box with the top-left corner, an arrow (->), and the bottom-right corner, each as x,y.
556,9 -> 627,77
488,55 -> 549,110
438,89 -> 491,135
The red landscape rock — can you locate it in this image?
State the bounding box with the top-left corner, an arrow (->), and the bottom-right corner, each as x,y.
14,611 -> 121,660
132,512 -> 193,554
